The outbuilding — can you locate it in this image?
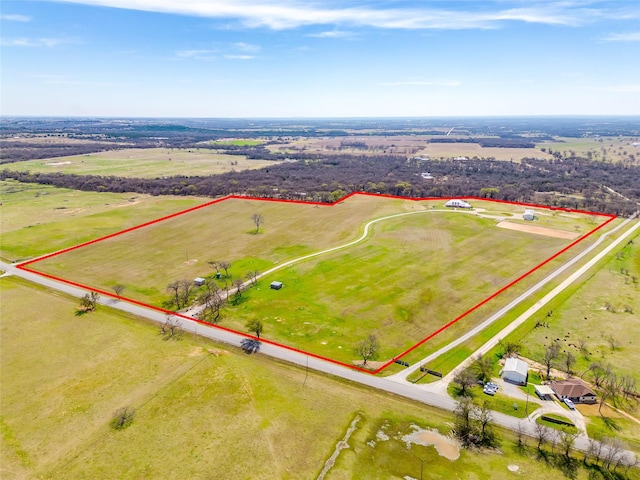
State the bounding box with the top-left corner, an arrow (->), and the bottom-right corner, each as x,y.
523,209 -> 535,221
535,385 -> 555,400
502,357 -> 528,385
270,281 -> 283,290
444,199 -> 472,209
193,277 -> 206,286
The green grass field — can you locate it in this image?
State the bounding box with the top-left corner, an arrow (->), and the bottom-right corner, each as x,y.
1,147 -> 280,178
28,194 -> 605,366
0,180 -> 207,261
2,276 -> 636,480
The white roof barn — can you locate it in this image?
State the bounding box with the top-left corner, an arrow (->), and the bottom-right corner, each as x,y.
444,199 -> 472,209
502,357 -> 528,385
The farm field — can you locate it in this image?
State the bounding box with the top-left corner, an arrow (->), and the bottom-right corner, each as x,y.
25,193 -> 610,369
516,230 -> 640,383
538,136 -> 640,163
1,147 -> 281,178
0,180 -> 206,261
1,276 -> 634,480
268,134 -> 554,161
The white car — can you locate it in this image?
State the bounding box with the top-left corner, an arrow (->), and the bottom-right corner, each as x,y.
563,398 -> 576,410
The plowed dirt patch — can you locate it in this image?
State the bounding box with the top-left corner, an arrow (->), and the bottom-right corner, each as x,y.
496,221 -> 579,240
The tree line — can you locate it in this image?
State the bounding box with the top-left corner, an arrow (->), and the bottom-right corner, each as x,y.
3,152 -> 638,215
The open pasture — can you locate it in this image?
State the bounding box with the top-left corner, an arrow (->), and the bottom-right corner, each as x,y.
0,180 -> 204,261
2,277 -> 619,480
2,147 -> 281,178
538,136 -> 640,163
24,194 -> 610,370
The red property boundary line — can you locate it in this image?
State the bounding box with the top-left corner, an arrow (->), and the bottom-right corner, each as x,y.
17,192 -> 616,375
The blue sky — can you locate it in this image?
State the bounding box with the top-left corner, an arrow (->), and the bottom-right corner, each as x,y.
1,0 -> 639,117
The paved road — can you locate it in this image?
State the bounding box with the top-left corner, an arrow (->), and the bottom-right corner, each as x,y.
3,214 -> 639,462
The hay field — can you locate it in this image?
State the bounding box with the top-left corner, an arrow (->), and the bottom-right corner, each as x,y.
2,147 -> 281,178
1,276 -> 618,480
0,180 -> 205,261
29,195 -> 604,365
539,136 -> 640,163
416,142 -> 553,162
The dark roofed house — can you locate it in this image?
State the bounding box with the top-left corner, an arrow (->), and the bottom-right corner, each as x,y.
550,379 -> 597,404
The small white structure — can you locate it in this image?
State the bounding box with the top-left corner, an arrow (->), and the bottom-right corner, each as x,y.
445,199 -> 472,209
502,357 -> 528,385
523,209 -> 535,221
193,277 -> 206,286
535,385 -> 555,400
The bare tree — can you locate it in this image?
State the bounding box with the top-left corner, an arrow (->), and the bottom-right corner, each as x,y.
110,406 -> 136,430
534,422 -> 549,451
543,341 -> 561,379
245,270 -> 260,286
208,260 -> 220,275
559,429 -> 578,458
251,212 -> 264,234
476,401 -> 496,447
198,279 -> 225,323
564,351 -> 576,375
232,278 -> 244,302
79,291 -> 100,312
166,281 -> 181,308
515,421 -> 528,449
178,279 -> 194,308
162,315 -> 183,339
219,260 -> 232,278
453,368 -> 477,396
245,319 -> 263,338
111,284 -> 125,298
355,334 -> 380,367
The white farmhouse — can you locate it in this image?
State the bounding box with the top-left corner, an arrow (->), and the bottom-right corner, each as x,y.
502,357 -> 528,385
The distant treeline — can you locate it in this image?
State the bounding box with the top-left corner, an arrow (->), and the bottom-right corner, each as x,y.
428,137 -> 536,148
3,154 -> 638,216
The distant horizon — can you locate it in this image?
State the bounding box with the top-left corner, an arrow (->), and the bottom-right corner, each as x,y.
2,0 -> 639,117
3,114 -> 639,120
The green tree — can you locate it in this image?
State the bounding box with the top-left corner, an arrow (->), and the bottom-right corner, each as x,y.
245,319 -> 263,338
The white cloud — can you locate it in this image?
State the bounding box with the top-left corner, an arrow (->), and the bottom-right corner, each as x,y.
47,0 -> 637,31
0,37 -> 72,47
176,49 -> 216,59
601,32 -> 640,42
224,54 -> 255,60
380,80 -> 462,87
1,14 -> 32,22
233,42 -> 260,52
307,30 -> 356,38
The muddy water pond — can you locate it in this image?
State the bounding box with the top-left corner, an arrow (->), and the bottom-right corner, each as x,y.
401,426 -> 460,460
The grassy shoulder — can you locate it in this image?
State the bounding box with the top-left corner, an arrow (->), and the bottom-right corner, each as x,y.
447,383 -> 539,419
2,275 -> 637,480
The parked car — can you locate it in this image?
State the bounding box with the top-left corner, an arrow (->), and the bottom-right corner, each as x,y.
563,398 -> 576,410
483,383 -> 498,396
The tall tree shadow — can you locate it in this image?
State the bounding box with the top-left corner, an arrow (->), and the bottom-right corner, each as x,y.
240,338 -> 261,355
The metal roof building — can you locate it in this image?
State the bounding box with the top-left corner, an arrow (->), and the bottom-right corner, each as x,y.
502,357 -> 528,385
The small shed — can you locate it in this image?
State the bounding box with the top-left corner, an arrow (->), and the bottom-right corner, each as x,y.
270,281 -> 283,290
193,277 -> 206,286
535,385 -> 555,400
502,357 -> 528,385
523,209 -> 535,221
445,199 -> 472,209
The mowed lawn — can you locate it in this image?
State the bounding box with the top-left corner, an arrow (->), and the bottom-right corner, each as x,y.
2,147 -> 281,178
2,277 -> 630,480
0,180 -> 206,261
28,194 -> 604,365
